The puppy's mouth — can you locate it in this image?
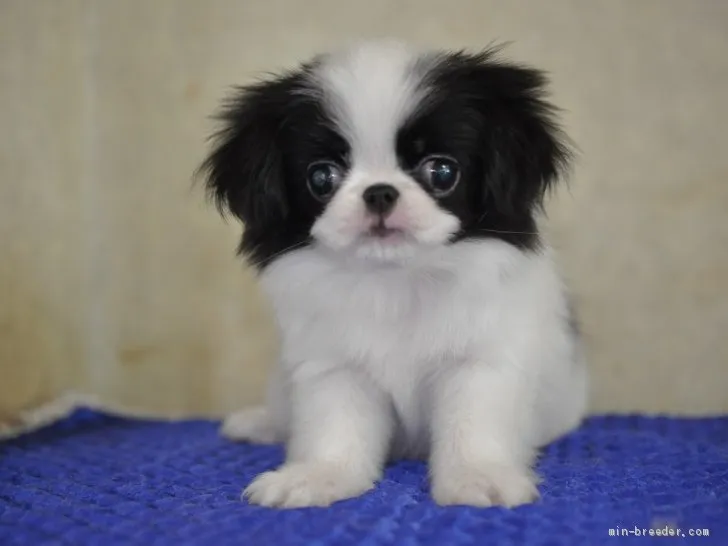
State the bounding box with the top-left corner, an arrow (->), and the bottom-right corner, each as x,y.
366,219 -> 405,240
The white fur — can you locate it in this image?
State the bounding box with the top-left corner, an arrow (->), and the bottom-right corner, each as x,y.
314,39 -> 429,169
223,41 -> 588,508
311,40 -> 458,263
226,240 -> 587,508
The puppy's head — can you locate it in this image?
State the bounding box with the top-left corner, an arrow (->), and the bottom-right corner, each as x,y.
201,40 -> 571,269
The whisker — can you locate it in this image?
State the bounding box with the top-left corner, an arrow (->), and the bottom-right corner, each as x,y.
471,213 -> 541,236
469,228 -> 540,236
241,228 -> 541,269
243,240 -> 311,269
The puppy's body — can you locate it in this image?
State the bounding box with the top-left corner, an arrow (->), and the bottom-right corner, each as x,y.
204,40 -> 588,508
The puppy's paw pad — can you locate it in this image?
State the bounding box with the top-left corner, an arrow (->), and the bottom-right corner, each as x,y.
220,407 -> 277,444
432,463 -> 539,508
243,463 -> 374,508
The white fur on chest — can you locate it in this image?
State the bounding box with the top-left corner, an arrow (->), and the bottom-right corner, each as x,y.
258,240 -> 565,452
261,241 -> 521,369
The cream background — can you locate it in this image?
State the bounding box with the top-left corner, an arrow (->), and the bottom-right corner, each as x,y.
1,0 -> 727,422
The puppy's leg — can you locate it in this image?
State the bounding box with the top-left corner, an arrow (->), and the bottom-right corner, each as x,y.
221,406 -> 278,444
430,361 -> 540,508
244,365 -> 391,508
221,366 -> 288,444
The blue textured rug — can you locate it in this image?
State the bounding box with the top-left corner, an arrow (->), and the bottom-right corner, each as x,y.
1,410 -> 727,545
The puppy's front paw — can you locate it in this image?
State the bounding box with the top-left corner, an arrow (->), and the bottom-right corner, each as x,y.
432,463 -> 539,508
243,462 -> 374,508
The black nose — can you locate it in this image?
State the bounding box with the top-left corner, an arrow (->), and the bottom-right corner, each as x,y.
363,184 -> 400,215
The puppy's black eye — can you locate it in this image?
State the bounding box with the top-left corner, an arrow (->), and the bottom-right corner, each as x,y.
307,161 -> 343,201
417,156 -> 460,196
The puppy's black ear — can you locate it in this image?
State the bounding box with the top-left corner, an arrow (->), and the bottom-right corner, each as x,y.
437,50 -> 573,215
480,62 -> 572,215
199,76 -> 296,231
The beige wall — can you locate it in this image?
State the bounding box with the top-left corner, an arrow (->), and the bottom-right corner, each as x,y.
1,0 -> 726,421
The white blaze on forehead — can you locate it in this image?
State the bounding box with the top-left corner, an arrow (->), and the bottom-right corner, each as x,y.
313,40 -> 432,169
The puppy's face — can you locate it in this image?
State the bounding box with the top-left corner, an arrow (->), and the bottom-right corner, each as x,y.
201,41 -> 570,268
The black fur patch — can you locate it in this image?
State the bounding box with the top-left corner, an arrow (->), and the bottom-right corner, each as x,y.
199,65 -> 348,269
398,48 -> 572,250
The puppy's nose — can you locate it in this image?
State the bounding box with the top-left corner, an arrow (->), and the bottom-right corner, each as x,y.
363,183 -> 399,216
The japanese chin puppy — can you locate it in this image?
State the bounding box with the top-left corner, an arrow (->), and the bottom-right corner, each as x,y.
201,39 -> 588,508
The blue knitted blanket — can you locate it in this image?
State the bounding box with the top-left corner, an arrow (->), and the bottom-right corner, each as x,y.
1,409 -> 726,545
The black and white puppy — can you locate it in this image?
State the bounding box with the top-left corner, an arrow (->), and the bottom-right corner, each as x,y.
201,40 -> 588,508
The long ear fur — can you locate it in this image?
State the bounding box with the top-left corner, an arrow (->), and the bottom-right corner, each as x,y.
198,76 -> 297,231
477,60 -> 572,215
434,49 -> 573,216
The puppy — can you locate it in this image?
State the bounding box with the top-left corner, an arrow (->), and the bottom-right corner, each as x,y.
201,40 -> 588,508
